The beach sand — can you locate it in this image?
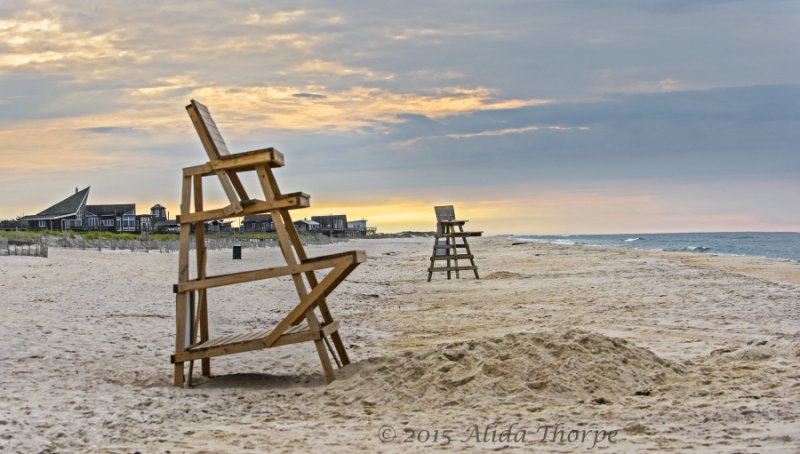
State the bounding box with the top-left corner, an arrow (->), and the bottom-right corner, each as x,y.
1,237 -> 799,452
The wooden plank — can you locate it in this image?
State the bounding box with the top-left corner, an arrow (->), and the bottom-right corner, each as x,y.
213,149 -> 284,169
220,147 -> 283,163
307,310 -> 336,383
430,254 -> 474,261
174,251 -> 360,293
175,324 -> 343,363
428,266 -> 479,272
193,175 -> 211,376
175,258 -> 335,293
450,224 -> 461,279
437,232 -> 483,237
434,244 -> 467,249
240,329 -> 271,343
186,100 -> 230,159
460,225 -> 480,279
178,338 -> 272,362
177,194 -> 309,224
174,175 -> 193,387
284,323 -> 309,335
322,320 -> 340,336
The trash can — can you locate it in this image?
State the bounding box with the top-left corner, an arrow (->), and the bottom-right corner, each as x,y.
232,245 -> 242,260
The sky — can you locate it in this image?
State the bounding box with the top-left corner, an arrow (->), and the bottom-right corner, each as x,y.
1,0 -> 798,234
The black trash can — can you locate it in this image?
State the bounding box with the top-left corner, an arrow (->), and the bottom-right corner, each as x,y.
232,245 -> 242,260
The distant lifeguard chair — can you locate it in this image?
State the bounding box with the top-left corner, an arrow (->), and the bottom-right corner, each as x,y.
171,100 -> 366,387
427,205 -> 481,281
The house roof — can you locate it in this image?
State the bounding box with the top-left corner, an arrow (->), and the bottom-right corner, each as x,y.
295,219 -> 320,226
23,186 -> 90,221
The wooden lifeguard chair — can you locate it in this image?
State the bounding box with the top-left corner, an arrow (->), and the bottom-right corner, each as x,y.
170,100 -> 366,387
427,205 -> 481,281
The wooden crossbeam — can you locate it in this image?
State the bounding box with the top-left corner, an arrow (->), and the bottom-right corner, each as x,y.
176,193 -> 310,224
173,251 -> 361,293
182,148 -> 285,176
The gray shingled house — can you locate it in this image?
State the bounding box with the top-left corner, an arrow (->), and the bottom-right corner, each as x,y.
21,187 -> 90,231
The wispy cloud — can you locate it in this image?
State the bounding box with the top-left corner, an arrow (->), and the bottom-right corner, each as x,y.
180,85 -> 551,132
447,124 -> 588,139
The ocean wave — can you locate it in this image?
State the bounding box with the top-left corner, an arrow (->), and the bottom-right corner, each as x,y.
553,239 -> 577,245
664,246 -> 711,253
625,237 -> 645,242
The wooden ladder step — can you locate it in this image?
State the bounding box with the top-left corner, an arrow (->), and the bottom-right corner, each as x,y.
436,232 -> 482,237
433,244 -> 468,249
428,266 -> 479,272
430,254 -> 474,260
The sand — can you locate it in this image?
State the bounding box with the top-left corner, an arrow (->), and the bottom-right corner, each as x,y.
1,237 -> 799,453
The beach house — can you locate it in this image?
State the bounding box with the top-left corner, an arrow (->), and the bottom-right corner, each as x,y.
21,187 -> 90,231
21,186 -> 168,234
241,214 -> 274,232
311,215 -> 348,237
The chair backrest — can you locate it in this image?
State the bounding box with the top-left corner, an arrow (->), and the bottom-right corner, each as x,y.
434,205 -> 455,235
186,99 -> 231,160
434,205 -> 455,222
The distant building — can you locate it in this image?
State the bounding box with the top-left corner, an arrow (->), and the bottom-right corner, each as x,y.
21,187 -> 90,231
312,215 -> 348,237
205,220 -> 233,234
347,219 -> 368,238
154,220 -> 179,234
242,214 -> 274,232
294,218 -> 320,232
85,203 -> 136,232
20,186 -> 171,234
151,204 -> 167,221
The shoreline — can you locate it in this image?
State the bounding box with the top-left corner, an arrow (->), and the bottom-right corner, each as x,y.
506,237 -> 800,286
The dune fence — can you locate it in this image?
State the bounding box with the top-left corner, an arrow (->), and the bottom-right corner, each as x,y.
0,231 -> 348,256
0,237 -> 48,258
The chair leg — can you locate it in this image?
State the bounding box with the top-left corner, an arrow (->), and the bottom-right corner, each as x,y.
306,310 -> 336,383
428,235 -> 440,282
174,363 -> 184,387
330,331 -> 351,366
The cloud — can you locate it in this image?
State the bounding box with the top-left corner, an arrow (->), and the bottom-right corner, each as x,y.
446,124 -> 589,139
79,126 -> 141,134
292,92 -> 327,99
181,85 -> 550,133
242,10 -> 307,26
0,14 -> 142,74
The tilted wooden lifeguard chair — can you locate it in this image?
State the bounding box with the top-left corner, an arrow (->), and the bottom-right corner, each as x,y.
171,100 -> 366,387
427,205 -> 481,281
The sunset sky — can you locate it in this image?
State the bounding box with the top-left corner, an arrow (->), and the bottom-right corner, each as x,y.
1,1 -> 798,234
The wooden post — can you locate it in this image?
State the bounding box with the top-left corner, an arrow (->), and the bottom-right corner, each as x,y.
193,175 -> 211,377
174,175 -> 192,387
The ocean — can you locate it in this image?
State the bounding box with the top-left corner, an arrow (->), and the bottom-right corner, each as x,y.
511,232 -> 800,262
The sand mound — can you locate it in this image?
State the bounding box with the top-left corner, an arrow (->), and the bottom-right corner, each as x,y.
483,271 -> 523,279
709,333 -> 800,363
325,330 -> 680,409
